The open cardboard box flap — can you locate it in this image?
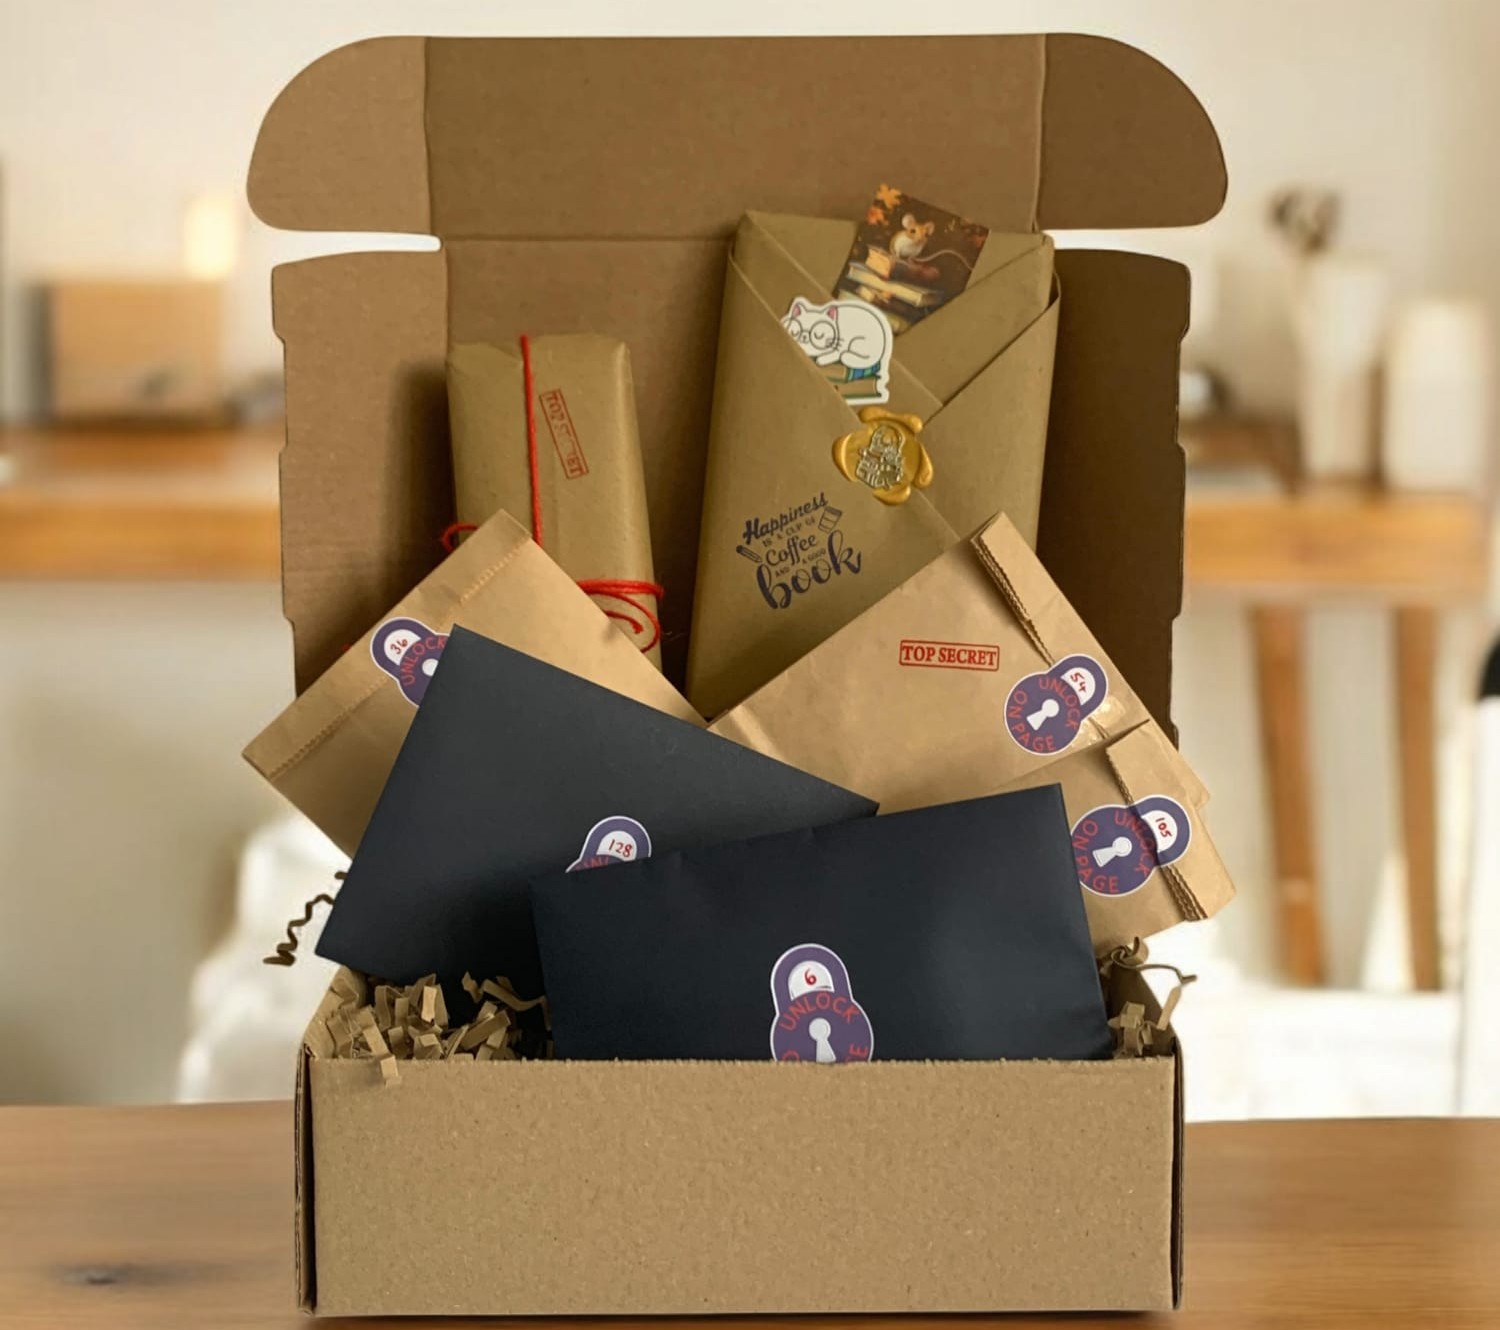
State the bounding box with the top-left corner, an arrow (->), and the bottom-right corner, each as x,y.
248,34 -> 1223,716
249,35 -> 1223,237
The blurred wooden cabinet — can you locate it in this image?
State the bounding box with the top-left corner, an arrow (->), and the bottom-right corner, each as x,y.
46,280 -> 225,423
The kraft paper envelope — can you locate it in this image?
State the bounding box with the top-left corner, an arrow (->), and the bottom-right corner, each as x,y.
686,210 -> 1059,717
447,336 -> 661,665
244,510 -> 698,856
710,514 -> 1235,948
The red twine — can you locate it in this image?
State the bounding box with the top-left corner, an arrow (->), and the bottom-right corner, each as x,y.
440,335 -> 663,654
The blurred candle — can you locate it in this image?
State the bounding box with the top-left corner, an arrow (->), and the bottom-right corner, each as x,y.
1382,298 -> 1494,493
182,191 -> 241,281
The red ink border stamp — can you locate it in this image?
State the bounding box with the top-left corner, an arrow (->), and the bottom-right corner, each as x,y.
539,388 -> 589,480
898,639 -> 1000,671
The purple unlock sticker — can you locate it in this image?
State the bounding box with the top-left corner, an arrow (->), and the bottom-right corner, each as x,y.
1071,794 -> 1192,897
371,617 -> 447,706
566,816 -> 652,872
769,944 -> 874,1063
1005,654 -> 1108,755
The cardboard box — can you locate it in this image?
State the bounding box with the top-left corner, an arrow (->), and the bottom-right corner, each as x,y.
250,33 -> 1225,1316
297,966 -> 1180,1317
46,279 -> 225,422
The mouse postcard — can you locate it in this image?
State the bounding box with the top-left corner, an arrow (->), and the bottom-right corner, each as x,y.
836,185 -> 991,333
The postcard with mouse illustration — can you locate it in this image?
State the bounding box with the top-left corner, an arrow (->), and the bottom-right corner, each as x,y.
836,184 -> 990,333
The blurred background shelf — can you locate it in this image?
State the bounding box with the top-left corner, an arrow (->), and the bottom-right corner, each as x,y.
1186,479 -> 1490,992
1186,484 -> 1488,604
0,426 -> 281,580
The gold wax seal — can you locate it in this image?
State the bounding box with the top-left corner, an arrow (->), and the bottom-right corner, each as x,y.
833,407 -> 933,506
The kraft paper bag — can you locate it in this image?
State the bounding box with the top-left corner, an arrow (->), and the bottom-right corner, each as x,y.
244,510 -> 698,856
447,335 -> 662,666
998,724 -> 1235,953
709,514 -> 1235,947
686,211 -> 1058,717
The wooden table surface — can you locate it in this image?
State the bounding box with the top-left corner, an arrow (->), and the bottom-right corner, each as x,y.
0,1105 -> 1496,1328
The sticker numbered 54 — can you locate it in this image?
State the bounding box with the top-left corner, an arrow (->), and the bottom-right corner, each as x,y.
1004,654 -> 1108,755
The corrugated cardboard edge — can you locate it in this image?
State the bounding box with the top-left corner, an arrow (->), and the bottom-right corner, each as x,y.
297,971 -> 366,1314
1173,1030 -> 1187,1308
294,1044 -> 314,1313
1109,964 -> 1184,1308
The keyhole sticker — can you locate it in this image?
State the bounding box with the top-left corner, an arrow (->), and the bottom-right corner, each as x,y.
566,815 -> 653,872
769,943 -> 874,1063
371,617 -> 448,707
1071,795 -> 1192,897
1004,654 -> 1108,755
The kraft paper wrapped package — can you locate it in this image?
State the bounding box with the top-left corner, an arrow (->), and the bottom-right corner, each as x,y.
447,335 -> 662,665
532,786 -> 1112,1063
243,510 -> 697,856
686,211 -> 1058,716
710,514 -> 1236,950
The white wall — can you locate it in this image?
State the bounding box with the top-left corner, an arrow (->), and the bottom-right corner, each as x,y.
5,0 -> 1499,420
0,583 -> 294,1103
1,1 -> 1497,1100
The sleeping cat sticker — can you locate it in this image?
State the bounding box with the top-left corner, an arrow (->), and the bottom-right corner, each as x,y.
781,296 -> 893,404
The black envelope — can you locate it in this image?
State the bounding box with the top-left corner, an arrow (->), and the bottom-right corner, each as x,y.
531,785 -> 1112,1062
316,626 -> 876,993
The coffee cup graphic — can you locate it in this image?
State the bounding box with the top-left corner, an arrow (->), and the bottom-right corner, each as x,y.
1004,653 -> 1108,755
370,617 -> 447,706
769,943 -> 873,1063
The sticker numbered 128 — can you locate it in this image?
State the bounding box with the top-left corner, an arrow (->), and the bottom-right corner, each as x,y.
1004,654 -> 1108,755
566,816 -> 652,872
1071,795 -> 1192,897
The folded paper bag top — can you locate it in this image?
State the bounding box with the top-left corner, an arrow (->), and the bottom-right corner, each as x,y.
447,335 -> 662,665
531,784 -> 1113,1062
315,626 -> 876,994
685,210 -> 1059,718
709,513 -> 1236,949
243,509 -> 696,857
998,723 -> 1235,953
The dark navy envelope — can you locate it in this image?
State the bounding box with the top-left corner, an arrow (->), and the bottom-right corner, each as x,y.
316,626 -> 876,993
531,784 -> 1112,1063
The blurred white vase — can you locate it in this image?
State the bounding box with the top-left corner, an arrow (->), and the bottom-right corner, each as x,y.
1293,254 -> 1391,480
1382,298 -> 1494,494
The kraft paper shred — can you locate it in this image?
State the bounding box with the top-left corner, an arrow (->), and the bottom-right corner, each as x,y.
1099,938 -> 1195,1059
325,972 -> 552,1083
